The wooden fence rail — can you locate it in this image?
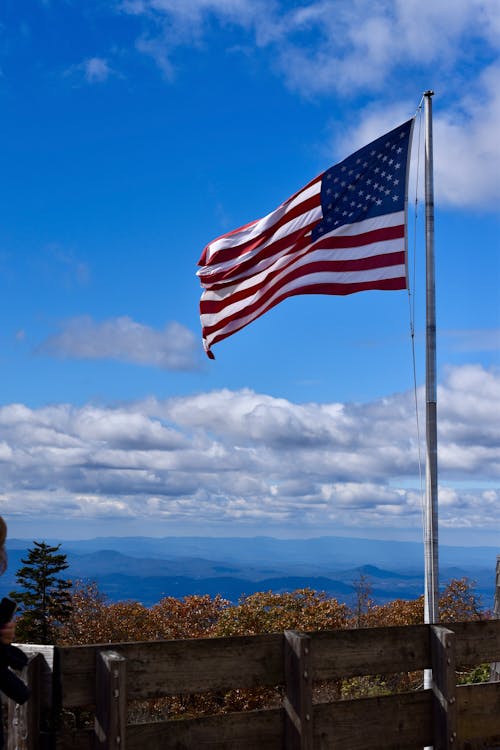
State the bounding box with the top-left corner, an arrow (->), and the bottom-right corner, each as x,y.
6,619 -> 500,750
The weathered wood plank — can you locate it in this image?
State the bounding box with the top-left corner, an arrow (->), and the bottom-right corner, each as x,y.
94,650 -> 127,750
431,626 -> 457,750
450,620 -> 500,666
313,690 -> 434,750
59,634 -> 283,707
457,681 -> 500,741
55,728 -> 93,750
310,625 -> 431,680
15,644 -> 56,708
126,708 -> 283,750
58,710 -> 283,750
284,631 -> 313,750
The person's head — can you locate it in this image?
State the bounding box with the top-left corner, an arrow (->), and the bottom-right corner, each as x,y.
0,517 -> 7,574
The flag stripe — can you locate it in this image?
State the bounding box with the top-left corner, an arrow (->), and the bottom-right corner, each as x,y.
201,248 -> 405,319
201,177 -> 321,265
197,119 -> 413,357
204,269 -> 407,350
201,248 -> 405,329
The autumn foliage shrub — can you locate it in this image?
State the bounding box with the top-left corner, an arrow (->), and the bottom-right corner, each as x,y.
55,576 -> 488,719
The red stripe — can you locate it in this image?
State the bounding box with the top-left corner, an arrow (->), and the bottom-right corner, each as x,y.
200,222 -> 405,288
201,250 -> 406,316
198,174 -> 322,267
198,222 -> 315,287
204,277 -> 407,348
200,222 -> 405,291
199,191 -> 322,268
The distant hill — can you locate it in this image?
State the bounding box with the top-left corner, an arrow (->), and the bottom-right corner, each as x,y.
5,535 -> 497,608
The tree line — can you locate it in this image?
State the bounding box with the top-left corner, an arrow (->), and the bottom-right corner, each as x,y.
9,541 -> 486,646
8,540 -> 490,719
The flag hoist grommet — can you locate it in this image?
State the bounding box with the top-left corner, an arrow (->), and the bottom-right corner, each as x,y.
197,118 -> 414,359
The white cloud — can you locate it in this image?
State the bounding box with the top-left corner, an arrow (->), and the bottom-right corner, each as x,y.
0,364 -> 498,532
64,57 -> 116,85
443,329 -> 500,353
38,315 -> 201,371
435,64 -> 500,209
118,0 -> 500,211
82,57 -> 113,83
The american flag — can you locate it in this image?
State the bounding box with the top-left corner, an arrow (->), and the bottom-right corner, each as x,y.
197,119 -> 414,359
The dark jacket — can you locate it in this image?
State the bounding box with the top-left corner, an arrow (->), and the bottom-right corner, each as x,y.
0,644 -> 30,748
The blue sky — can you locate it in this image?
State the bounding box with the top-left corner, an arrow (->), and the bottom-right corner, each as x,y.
0,0 -> 499,545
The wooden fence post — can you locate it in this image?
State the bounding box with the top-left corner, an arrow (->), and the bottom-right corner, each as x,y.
94,649 -> 127,750
490,555 -> 500,681
431,625 -> 457,750
6,652 -> 43,750
283,630 -> 313,750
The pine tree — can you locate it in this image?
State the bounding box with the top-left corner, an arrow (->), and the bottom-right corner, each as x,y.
11,541 -> 72,644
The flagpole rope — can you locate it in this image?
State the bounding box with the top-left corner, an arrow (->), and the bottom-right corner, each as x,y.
407,99 -> 426,538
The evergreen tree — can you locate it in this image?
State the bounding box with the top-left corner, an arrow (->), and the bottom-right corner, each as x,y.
11,541 -> 72,644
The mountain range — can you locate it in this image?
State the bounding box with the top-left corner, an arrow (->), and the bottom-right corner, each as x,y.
4,535 -> 498,609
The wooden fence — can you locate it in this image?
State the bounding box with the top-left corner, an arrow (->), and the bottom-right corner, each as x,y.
6,619 -> 500,750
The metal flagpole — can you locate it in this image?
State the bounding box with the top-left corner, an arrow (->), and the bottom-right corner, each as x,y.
423,90 -> 439,629
423,88 -> 439,750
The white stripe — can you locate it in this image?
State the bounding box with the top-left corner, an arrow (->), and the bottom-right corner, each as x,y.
204,262 -> 406,346
203,180 -> 321,262
201,234 -> 404,304
202,263 -> 406,336
199,209 -> 404,287
198,206 -> 321,285
327,210 -> 405,237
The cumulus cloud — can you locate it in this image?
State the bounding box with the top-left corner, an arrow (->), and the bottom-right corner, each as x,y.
121,0 -> 498,87
118,0 -> 500,211
0,364 -> 498,532
38,316 -> 201,371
